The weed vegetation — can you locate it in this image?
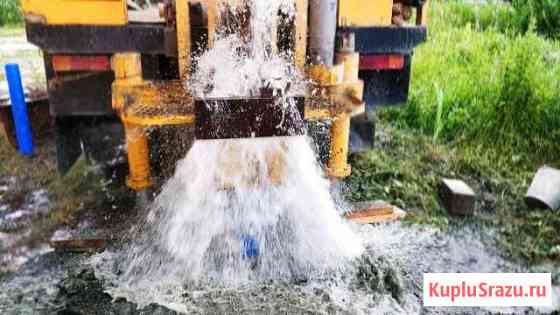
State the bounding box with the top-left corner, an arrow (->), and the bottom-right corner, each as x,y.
348,0 -> 560,263
0,0 -> 23,27
384,0 -> 560,165
444,0 -> 560,40
347,124 -> 559,263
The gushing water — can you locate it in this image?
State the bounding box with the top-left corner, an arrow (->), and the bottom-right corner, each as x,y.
121,0 -> 362,287
84,1 -> 560,314
123,137 -> 362,285
190,0 -> 305,98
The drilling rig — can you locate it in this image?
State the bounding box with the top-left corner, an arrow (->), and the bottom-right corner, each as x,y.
19,0 -> 428,198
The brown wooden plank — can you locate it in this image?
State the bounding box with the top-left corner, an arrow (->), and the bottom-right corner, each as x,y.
347,208 -> 406,224
50,238 -> 107,252
345,201 -> 407,224
345,200 -> 394,219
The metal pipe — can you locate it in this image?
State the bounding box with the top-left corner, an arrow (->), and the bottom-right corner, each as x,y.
328,113 -> 351,178
124,122 -> 152,192
4,64 -> 34,157
111,53 -> 153,192
176,0 -> 191,81
326,32 -> 359,179
308,0 -> 338,66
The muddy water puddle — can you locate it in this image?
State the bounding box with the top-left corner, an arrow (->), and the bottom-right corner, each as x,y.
0,175 -> 52,273
85,223 -> 559,314
0,208 -> 558,314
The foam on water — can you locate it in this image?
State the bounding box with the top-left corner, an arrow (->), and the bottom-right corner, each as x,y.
92,221 -> 560,314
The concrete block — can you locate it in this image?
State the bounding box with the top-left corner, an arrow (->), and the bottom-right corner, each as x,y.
439,178 -> 476,216
526,166 -> 560,210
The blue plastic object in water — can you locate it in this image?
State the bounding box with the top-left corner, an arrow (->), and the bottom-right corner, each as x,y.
5,64 -> 34,156
241,234 -> 260,258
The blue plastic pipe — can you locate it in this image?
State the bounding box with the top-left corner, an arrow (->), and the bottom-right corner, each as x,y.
5,64 -> 34,156
241,234 -> 260,258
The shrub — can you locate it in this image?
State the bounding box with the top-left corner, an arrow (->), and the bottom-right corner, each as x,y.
0,0 -> 23,26
441,0 -> 560,40
442,0 -> 522,34
383,4 -> 560,163
512,0 -> 560,40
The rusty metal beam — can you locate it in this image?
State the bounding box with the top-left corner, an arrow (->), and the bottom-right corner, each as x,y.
194,96 -> 305,140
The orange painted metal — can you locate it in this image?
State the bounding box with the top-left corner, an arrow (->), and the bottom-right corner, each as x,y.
52,55 -> 111,72
359,54 -> 405,70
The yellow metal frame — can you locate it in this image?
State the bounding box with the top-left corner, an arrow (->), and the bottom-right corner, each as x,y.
106,0 -> 366,190
21,0 -> 127,25
111,53 -> 151,191
328,113 -> 352,178
124,122 -> 152,191
307,50 -> 365,179
338,0 -> 393,27
112,81 -> 195,125
176,0 -> 191,81
20,0 -> 379,190
328,51 -> 364,178
294,0 -> 308,71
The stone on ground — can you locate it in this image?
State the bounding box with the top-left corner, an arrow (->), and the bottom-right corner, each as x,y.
526,166 -> 560,210
438,178 -> 476,216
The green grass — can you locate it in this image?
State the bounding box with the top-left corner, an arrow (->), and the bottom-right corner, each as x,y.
513,0 -> 560,40
443,0 -> 560,40
346,122 -> 560,263
0,0 -> 23,27
346,0 -> 560,263
384,0 -> 560,165
442,0 -> 521,34
514,0 -> 560,39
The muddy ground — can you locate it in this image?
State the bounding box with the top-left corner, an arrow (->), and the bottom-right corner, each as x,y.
0,119 -> 558,314
0,28 -> 559,314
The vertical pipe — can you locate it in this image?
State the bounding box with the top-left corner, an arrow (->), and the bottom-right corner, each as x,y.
416,0 -> 429,26
206,0 -> 218,49
328,113 -> 351,178
335,32 -> 358,82
110,53 -> 152,192
176,0 -> 191,81
124,122 -> 152,192
4,64 -> 33,157
328,32 -> 358,179
241,234 -> 260,258
294,0 -> 309,71
111,53 -> 142,113
308,0 -> 338,66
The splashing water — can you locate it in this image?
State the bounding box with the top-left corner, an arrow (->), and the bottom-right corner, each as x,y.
93,221 -> 560,314
190,0 -> 305,98
120,0 -> 362,287
123,137 -> 362,285
84,1 -> 560,314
